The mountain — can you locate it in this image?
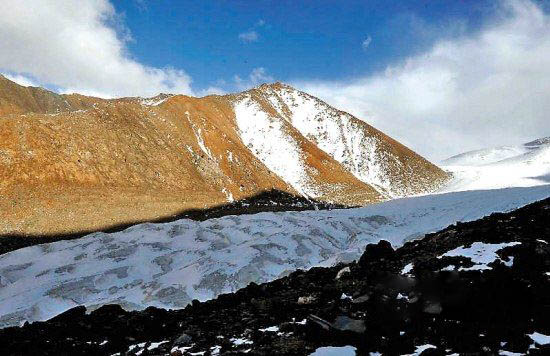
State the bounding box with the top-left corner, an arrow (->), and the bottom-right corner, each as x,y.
1,184 -> 547,329
233,83 -> 447,198
0,75 -> 448,236
441,137 -> 550,192
2,194 -> 550,355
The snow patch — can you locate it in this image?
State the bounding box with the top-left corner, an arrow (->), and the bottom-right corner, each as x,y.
403,344 -> 437,355
222,188 -> 234,202
440,242 -> 521,271
140,96 -> 169,106
259,325 -> 279,332
310,345 -> 357,356
401,263 -> 414,275
230,337 -> 253,346
528,331 -> 550,345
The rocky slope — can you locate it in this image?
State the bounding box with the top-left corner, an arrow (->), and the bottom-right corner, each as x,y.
1,196 -> 549,355
0,75 -> 448,236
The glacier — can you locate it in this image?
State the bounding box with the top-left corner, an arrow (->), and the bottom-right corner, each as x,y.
0,184 -> 549,328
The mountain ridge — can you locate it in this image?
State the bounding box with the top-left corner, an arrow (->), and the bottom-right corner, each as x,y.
0,76 -> 449,236
440,137 -> 550,192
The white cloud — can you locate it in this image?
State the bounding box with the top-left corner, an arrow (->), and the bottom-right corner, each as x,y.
197,86 -> 226,97
296,0 -> 550,162
1,73 -> 38,87
0,0 -> 193,98
249,67 -> 273,84
256,19 -> 266,27
362,36 -> 372,50
238,30 -> 259,43
234,67 -> 274,90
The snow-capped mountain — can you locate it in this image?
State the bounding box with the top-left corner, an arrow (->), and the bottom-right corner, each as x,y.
441,137 -> 550,192
234,83 -> 447,198
0,75 -> 448,236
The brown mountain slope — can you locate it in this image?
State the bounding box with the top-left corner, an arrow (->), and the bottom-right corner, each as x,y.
0,76 -> 448,236
0,96 -> 297,235
0,75 -> 73,115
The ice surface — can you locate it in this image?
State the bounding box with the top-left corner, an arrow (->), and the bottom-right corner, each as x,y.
0,185 -> 548,328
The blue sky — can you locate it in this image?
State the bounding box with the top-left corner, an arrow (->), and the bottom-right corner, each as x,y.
111,0 -> 501,92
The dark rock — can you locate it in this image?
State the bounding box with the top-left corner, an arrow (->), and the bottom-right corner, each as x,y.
422,301 -> 442,315
173,333 -> 192,346
332,316 -> 366,334
49,305 -> 86,323
358,239 -> 395,268
351,294 -> 370,304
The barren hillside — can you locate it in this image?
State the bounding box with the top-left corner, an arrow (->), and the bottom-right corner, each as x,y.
0,75 -> 448,236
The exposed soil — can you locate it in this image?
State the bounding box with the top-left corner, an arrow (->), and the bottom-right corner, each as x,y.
1,197 -> 549,355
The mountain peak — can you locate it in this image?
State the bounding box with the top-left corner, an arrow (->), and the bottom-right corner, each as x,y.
0,79 -> 449,236
256,81 -> 295,91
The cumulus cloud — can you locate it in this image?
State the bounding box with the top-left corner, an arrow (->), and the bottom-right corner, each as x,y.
0,0 -> 193,98
197,86 -> 226,97
234,67 -> 274,90
362,36 -> 372,50
1,73 -> 38,87
296,0 -> 550,162
238,30 -> 259,43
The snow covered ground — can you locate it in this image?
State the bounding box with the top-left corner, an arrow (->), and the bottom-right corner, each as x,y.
1,185 -> 549,328
440,138 -> 550,192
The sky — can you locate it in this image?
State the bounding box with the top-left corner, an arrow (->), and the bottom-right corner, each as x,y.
0,0 -> 549,161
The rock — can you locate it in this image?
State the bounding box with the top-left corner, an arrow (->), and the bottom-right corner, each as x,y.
173,333 -> 192,346
307,314 -> 366,334
358,240 -> 394,268
332,316 -> 366,334
351,294 -> 370,304
307,315 -> 331,332
49,305 -> 87,323
297,295 -> 317,305
335,267 -> 351,280
423,301 -> 442,314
